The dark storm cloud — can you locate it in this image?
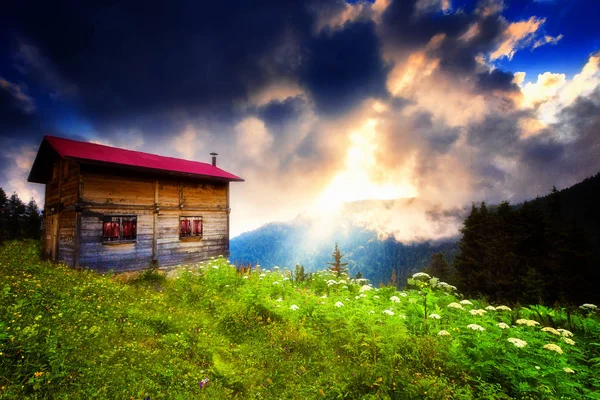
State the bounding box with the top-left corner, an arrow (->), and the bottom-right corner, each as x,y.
258,96 -> 308,132
299,21 -> 390,115
476,69 -> 518,92
380,0 -> 517,94
380,0 -> 472,51
2,0 -> 317,121
0,77 -> 36,131
520,87 -> 600,186
467,113 -> 521,155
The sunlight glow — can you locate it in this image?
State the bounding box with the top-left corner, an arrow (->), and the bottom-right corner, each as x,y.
313,119 -> 418,214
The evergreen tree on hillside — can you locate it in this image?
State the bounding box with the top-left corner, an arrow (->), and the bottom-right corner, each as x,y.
7,193 -> 26,240
453,203 -> 486,296
425,252 -> 452,283
0,188 -> 7,242
327,242 -> 348,277
24,199 -> 43,240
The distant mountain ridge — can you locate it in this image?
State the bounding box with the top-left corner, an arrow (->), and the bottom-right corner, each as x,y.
230,199 -> 460,285
231,172 -> 600,287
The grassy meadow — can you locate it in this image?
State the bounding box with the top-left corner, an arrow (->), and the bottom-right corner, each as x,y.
1,241 -> 599,399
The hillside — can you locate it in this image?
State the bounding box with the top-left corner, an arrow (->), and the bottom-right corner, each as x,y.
1,241 -> 599,399
231,198 -> 461,286
230,212 -> 458,286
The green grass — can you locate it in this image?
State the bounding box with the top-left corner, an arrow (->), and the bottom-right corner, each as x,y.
1,241 -> 599,399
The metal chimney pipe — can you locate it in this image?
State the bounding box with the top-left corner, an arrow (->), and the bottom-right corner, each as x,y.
210,152 -> 218,167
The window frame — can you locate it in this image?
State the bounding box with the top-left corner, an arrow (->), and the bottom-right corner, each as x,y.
102,215 -> 138,244
179,216 -> 203,240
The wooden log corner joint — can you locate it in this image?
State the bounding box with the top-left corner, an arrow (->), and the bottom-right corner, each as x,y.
27,135 -> 244,272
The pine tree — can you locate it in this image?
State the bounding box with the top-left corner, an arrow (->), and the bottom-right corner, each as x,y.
327,242 -> 348,277
24,199 -> 43,240
425,253 -> 451,282
0,188 -> 8,242
7,193 -> 26,240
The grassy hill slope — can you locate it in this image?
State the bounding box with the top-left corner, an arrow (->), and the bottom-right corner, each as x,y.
1,241 -> 599,399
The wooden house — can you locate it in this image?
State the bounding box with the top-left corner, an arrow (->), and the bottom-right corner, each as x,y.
27,135 -> 244,272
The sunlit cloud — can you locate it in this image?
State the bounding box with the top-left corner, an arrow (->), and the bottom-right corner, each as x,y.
490,17 -> 545,61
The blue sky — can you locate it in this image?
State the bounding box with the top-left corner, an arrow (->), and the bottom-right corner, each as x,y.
1,0 -> 599,239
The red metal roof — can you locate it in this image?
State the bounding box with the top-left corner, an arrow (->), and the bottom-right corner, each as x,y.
33,135 -> 243,182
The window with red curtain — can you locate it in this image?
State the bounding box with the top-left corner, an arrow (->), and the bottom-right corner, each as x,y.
193,218 -> 202,236
180,218 -> 192,237
180,216 -> 202,239
103,216 -> 137,243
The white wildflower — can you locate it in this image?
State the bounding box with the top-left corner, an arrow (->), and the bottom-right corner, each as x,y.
342,285 -> 348,289
535,366 -> 541,370
557,329 -> 573,337
212,265 -> 219,269
335,301 -> 344,308
383,309 -> 395,316
374,295 -> 380,299
579,303 -> 598,311
275,298 -> 283,302
542,327 -> 560,336
507,338 -> 527,348
562,337 -> 576,346
447,302 -> 464,310
495,305 -> 512,311
320,295 -> 328,299
259,273 -> 266,277
497,322 -> 510,329
242,276 -> 249,279
272,281 -> 280,285
273,266 -> 280,270
460,300 -> 473,305
516,319 -> 540,327
290,304 -> 299,311
485,306 -> 496,311
412,272 -> 431,280
467,324 -> 485,331
438,330 -> 450,336
283,277 -> 290,281
469,309 -> 486,316
338,280 -> 347,285
563,367 -> 575,373
359,285 -> 373,292
399,292 -> 408,297
428,313 -> 441,319
390,296 -> 401,303
543,343 -> 563,354
369,310 -> 375,314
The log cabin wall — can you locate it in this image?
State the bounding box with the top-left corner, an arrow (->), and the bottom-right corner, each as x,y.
77,169 -> 230,271
43,158 -> 79,264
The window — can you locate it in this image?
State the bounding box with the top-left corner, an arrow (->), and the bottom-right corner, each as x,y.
103,216 -> 137,243
180,216 -> 202,239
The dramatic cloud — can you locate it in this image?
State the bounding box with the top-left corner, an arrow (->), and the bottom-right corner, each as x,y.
1,0 -> 598,241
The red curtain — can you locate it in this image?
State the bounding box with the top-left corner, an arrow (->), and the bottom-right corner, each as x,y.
122,221 -> 136,239
103,222 -> 120,240
180,219 -> 191,236
193,219 -> 202,236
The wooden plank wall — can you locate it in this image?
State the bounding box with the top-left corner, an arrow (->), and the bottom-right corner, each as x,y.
78,171 -> 229,271
44,159 -> 79,265
57,211 -> 76,264
79,210 -> 154,271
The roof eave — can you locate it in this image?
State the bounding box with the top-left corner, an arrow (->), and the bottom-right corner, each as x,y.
72,157 -> 245,182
